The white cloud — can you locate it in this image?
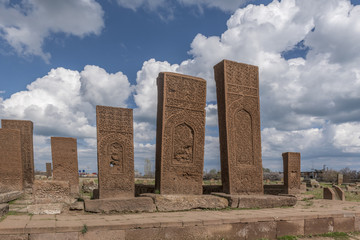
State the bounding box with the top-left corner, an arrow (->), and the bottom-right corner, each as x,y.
205,104 -> 217,127
0,0 -> 104,62
133,58 -> 179,122
0,65 -> 132,138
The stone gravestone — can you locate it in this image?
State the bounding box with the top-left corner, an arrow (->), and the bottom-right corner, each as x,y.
46,163 -> 52,178
283,152 -> 301,194
0,129 -> 23,192
214,60 -> 263,194
51,137 -> 79,194
96,106 -> 134,199
155,72 -> 206,195
337,174 -> 343,185
1,119 -> 34,187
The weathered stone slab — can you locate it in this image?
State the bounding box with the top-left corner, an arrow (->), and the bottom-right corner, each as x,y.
0,191 -> 23,204
51,137 -> 79,194
0,204 -> 9,217
283,152 -> 301,194
96,106 -> 134,199
337,174 -> 343,185
32,180 -> 74,204
277,220 -> 305,237
0,129 -> 24,192
304,218 -> 334,235
27,203 -> 63,215
45,163 -> 52,178
140,194 -> 228,211
1,119 -> 34,187
69,201 -> 84,211
155,72 -> 206,195
84,197 -> 155,213
212,193 -> 297,208
214,60 -> 263,194
333,185 -> 345,201
324,187 -> 336,200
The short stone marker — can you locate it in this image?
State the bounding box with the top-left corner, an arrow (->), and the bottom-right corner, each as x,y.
155,72 -> 206,195
214,60 -> 263,194
283,152 -> 301,194
333,185 -> 345,201
96,106 -> 135,199
337,174 -> 343,185
0,129 -> 24,192
51,137 -> 79,194
1,119 -> 34,187
46,162 -> 52,178
323,187 -> 336,200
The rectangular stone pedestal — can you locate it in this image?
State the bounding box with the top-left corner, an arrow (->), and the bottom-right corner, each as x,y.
84,197 -> 155,213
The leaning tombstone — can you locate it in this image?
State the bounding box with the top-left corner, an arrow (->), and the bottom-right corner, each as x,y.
1,119 -> 34,187
283,152 -> 301,194
51,137 -> 79,194
155,72 -> 206,195
0,129 -> 24,192
213,60 -> 263,194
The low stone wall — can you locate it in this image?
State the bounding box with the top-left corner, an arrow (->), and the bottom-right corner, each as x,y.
264,184 -> 286,195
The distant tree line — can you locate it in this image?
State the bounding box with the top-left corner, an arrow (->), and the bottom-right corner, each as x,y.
322,167 -> 360,183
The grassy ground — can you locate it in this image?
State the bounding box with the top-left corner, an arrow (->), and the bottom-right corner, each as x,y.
304,182 -> 360,202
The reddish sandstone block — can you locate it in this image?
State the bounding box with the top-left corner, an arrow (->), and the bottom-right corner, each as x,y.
51,137 -> 79,194
283,152 -> 301,194
1,119 -> 34,187
333,186 -> 345,201
323,187 -> 336,200
155,72 -> 206,195
277,220 -> 304,237
96,106 -> 135,199
214,60 -> 263,194
0,129 -> 23,192
333,217 -> 355,232
304,218 -> 334,235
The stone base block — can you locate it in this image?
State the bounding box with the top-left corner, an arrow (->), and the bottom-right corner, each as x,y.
27,203 -> 63,215
0,204 -> 9,217
0,191 -> 23,204
212,193 -> 297,208
70,201 -> 84,211
32,180 -> 75,204
140,194 -> 228,211
84,197 -> 156,213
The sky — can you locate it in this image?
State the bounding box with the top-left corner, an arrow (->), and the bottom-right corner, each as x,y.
1,0 -> 360,174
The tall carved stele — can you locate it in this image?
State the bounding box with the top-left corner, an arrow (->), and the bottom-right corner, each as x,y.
1,119 -> 34,187
214,60 -> 263,194
51,137 -> 79,194
0,129 -> 23,191
96,106 -> 134,199
283,152 -> 301,194
155,72 -> 206,195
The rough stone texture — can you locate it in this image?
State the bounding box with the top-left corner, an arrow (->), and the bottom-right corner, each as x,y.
51,137 -> 79,194
27,203 -> 63,215
276,220 -> 304,237
0,234 -> 28,240
92,189 -> 99,199
214,60 -> 263,194
212,193 -> 297,208
81,179 -> 97,194
324,187 -> 336,200
80,230 -> 125,240
306,179 -> 320,188
155,72 -> 206,195
283,152 -> 301,194
69,201 -> 84,211
0,204 -> 9,217
30,232 -> 79,240
96,106 -> 134,199
304,218 -> 334,235
32,180 -> 74,204
140,194 -> 228,211
135,184 -> 155,197
263,185 -> 286,195
45,163 -> 52,178
1,119 -> 34,187
334,185 -> 345,201
84,197 -> 155,213
202,185 -> 222,195
333,217 -> 355,232
0,191 -> 23,204
0,129 -> 24,192
337,174 -> 344,185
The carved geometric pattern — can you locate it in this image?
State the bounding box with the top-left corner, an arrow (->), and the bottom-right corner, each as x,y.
155,72 -> 206,195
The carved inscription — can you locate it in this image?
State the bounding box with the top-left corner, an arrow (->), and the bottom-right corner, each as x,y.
155,72 -> 206,195
1,119 -> 34,187
214,60 -> 263,194
0,129 -> 23,192
96,106 -> 134,199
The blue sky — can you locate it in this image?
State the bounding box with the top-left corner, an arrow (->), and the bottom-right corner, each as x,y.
1,0 -> 360,174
